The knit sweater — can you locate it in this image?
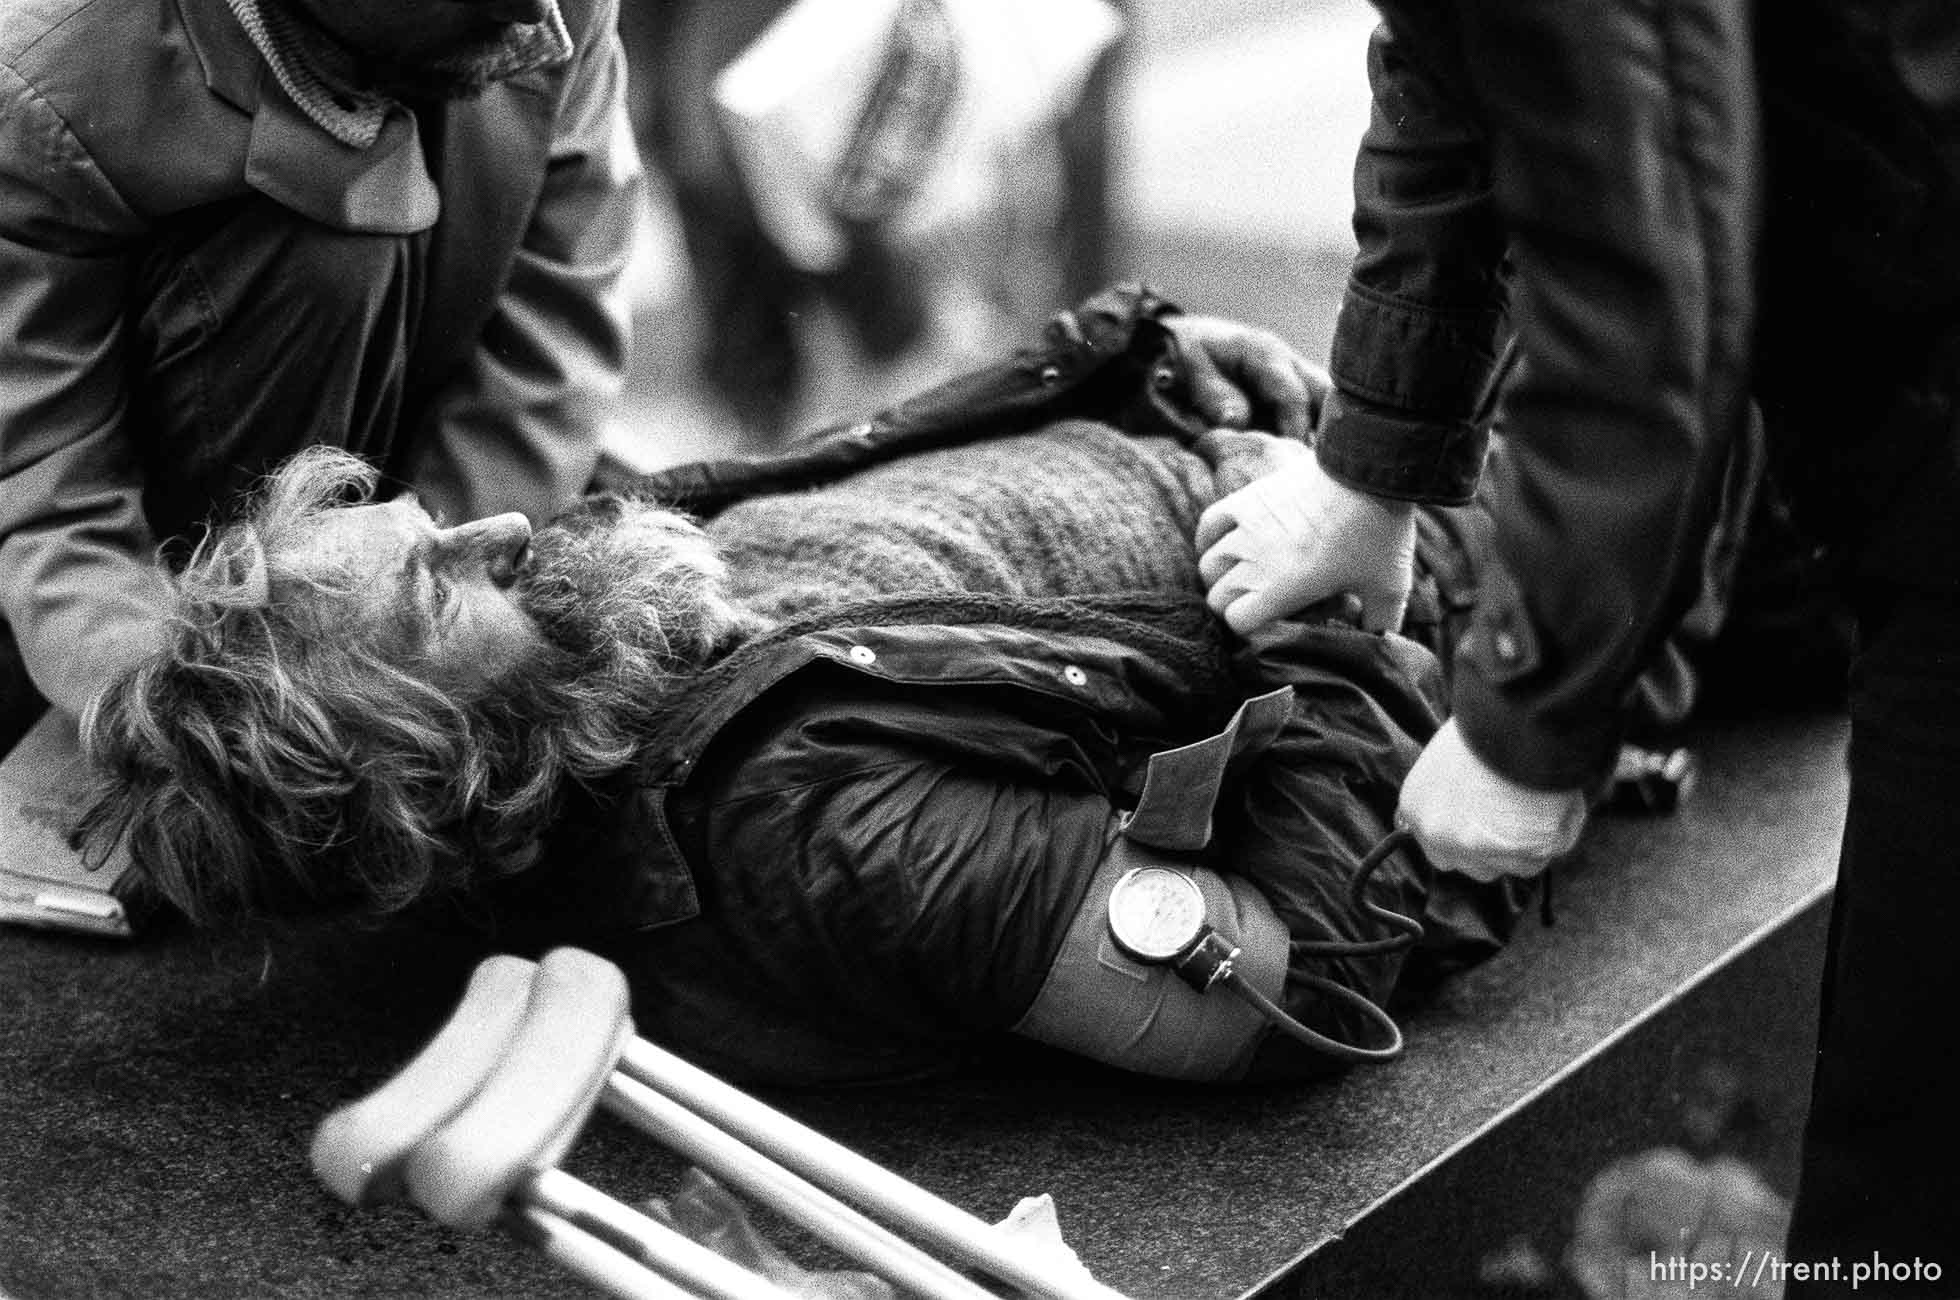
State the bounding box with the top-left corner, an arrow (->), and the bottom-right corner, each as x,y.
705,420 -> 1219,626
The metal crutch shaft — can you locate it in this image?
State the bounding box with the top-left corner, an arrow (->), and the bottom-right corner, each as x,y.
521,1168 -> 797,1300
507,1202 -> 707,1300
603,1071 -> 996,1300
618,1037 -> 1131,1300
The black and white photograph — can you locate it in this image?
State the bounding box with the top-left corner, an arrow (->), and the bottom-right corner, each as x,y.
0,1 -> 1947,1296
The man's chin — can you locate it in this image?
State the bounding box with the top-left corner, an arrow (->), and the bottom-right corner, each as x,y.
354,28 -> 551,101
516,497 -> 744,676
357,53 -> 504,101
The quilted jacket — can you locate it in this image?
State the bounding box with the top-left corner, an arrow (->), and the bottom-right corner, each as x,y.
486,287 -> 1525,1085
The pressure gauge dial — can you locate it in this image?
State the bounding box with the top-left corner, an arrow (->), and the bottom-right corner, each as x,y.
1106,866 -> 1208,963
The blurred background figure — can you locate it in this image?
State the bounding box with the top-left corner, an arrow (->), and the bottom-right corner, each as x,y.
611,0 -> 1129,459
607,0 -> 1385,468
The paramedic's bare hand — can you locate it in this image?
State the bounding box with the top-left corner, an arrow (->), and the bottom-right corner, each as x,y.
1196,452 -> 1416,633
1397,719 -> 1590,882
1163,315 -> 1329,442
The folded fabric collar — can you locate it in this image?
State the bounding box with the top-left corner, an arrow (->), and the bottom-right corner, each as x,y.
223,0 -> 572,149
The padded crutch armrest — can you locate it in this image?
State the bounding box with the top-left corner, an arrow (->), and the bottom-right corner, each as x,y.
311,949 -> 634,1230
311,954 -> 538,1208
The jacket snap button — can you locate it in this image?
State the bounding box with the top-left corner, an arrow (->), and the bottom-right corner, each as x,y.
848,645 -> 877,665
1062,665 -> 1088,686
1038,364 -> 1063,386
1152,364 -> 1177,390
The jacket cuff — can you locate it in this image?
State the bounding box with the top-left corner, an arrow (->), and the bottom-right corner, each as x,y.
1315,388 -> 1484,505
1449,646 -> 1624,791
1330,280 -> 1502,417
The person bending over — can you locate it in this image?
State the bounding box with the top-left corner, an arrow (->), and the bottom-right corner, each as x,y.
0,0 -> 644,751
81,290 -> 1532,1087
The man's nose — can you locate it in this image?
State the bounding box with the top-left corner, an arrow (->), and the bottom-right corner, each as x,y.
441,513 -> 533,585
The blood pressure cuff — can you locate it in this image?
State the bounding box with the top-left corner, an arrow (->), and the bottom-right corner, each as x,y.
1008,687 -> 1299,1080
1009,833 -> 1290,1082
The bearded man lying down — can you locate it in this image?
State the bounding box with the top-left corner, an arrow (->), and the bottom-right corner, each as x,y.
81,287 -> 1542,1087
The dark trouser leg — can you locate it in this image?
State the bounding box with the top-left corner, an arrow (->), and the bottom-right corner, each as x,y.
1786,591 -> 1960,1297
131,197 -> 420,548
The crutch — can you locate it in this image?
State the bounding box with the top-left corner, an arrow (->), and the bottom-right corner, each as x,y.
311,947 -> 1131,1300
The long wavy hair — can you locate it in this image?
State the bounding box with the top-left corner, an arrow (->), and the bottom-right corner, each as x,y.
78,448 -> 739,925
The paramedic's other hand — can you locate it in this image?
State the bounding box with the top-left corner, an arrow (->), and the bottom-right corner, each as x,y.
1163,315 -> 1329,443
1197,452 -> 1416,633
1398,719 -> 1589,882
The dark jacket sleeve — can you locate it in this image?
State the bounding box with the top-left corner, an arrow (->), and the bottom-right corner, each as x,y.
406,0 -> 642,527
0,37 -> 170,717
1324,3 -> 1759,788
628,670 -> 1138,1084
1318,22 -> 1506,508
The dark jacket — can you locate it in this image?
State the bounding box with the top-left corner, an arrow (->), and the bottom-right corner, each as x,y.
1751,1 -> 1960,582
1321,0 -> 1960,789
497,288 -> 1523,1086
1316,0 -> 1760,790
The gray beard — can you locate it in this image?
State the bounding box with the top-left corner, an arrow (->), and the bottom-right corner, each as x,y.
462,496 -> 758,831
518,495 -> 748,682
